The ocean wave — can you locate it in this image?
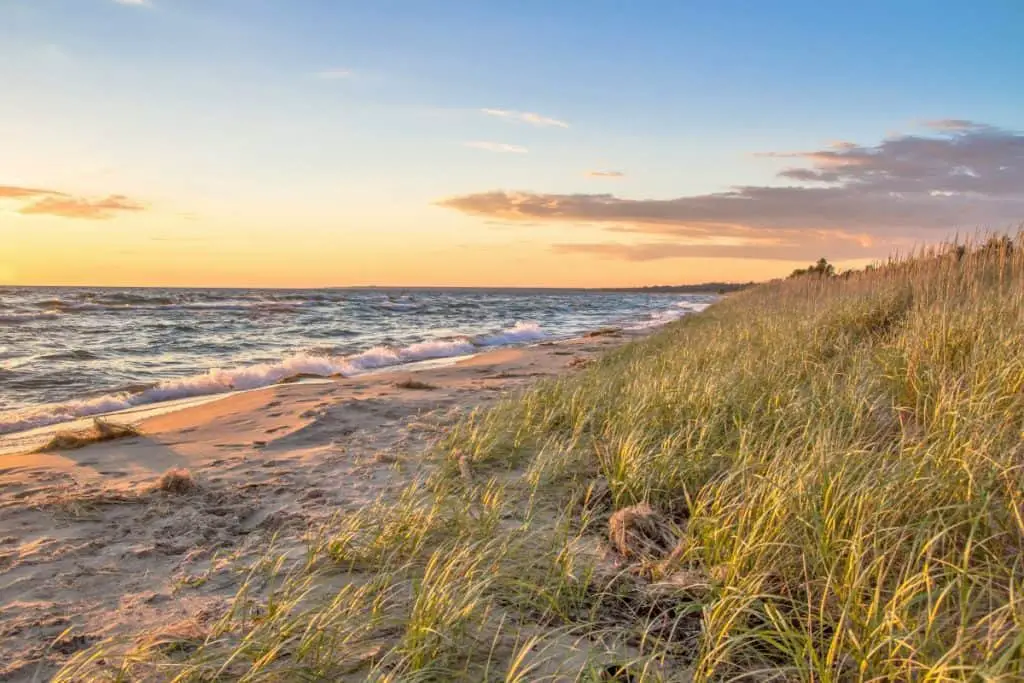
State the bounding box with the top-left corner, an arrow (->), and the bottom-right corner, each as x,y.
83,292 -> 178,306
473,321 -> 546,345
0,313 -> 60,325
625,301 -> 712,330
38,350 -> 103,362
375,298 -> 422,312
0,321 -> 549,435
21,296 -> 306,315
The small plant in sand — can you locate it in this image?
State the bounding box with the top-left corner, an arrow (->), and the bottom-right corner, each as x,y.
36,418 -> 140,452
153,468 -> 198,495
607,503 -> 678,562
395,377 -> 438,390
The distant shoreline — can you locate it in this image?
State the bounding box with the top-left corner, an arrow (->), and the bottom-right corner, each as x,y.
2,283 -> 756,293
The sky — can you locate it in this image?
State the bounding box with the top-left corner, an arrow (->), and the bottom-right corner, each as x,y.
1,0 -> 1022,288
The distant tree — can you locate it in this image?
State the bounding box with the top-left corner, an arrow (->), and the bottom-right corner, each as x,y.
789,257 -> 836,279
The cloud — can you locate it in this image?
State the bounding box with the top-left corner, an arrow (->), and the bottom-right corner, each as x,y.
921,119 -> 991,132
113,0 -> 151,6
464,141 -> 528,154
552,234 -> 885,262
438,122 -> 1024,260
0,186 -> 63,199
314,68 -> 353,80
586,170 -> 625,178
0,185 -> 146,220
481,109 -> 569,128
19,195 -> 145,220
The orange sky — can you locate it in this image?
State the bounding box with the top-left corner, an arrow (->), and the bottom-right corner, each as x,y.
1,210 -> 831,288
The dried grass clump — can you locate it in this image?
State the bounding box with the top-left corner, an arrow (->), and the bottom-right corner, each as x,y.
395,378 -> 438,390
36,418 -> 140,452
607,503 -> 677,561
153,468 -> 198,495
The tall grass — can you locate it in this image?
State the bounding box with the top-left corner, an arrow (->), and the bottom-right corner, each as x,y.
59,236 -> 1024,681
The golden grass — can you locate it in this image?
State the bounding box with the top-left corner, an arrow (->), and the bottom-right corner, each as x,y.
56,234 -> 1024,681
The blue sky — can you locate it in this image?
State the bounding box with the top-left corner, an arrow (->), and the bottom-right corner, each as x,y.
0,0 -> 1021,286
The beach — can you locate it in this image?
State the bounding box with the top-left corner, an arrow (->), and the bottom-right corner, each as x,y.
0,329 -> 640,681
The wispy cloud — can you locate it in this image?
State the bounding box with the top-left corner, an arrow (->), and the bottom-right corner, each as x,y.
0,185 -> 146,220
0,186 -> 59,199
439,121 -> 1024,260
113,0 -> 151,7
586,170 -> 625,178
481,109 -> 569,128
314,68 -> 353,80
464,141 -> 528,154
552,233 -> 883,262
921,119 -> 992,132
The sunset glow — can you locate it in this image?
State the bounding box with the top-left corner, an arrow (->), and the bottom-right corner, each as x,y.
1,1 -> 1021,287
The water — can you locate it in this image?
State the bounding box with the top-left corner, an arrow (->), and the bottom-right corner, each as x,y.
0,287 -> 714,434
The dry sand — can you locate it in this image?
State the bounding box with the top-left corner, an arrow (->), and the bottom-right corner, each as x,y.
0,331 -> 641,681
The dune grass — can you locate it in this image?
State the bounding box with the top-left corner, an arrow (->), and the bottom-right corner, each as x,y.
57,235 -> 1024,681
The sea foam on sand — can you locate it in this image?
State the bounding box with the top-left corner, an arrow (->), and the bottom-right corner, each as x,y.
0,322 -> 549,435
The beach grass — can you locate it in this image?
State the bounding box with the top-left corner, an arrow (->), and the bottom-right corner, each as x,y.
57,234 -> 1024,681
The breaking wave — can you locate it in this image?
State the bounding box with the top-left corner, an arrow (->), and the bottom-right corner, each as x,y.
626,301 -> 712,329
0,321 -> 549,434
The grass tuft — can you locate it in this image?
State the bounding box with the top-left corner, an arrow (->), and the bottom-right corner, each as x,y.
607,503 -> 677,562
153,467 -> 198,495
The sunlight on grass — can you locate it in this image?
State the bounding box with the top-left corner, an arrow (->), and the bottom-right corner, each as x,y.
58,234 -> 1024,681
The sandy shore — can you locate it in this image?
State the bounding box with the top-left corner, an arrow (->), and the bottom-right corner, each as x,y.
0,330 -> 641,681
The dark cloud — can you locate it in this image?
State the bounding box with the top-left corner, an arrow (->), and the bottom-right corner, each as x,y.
437,122 -> 1024,259
1,185 -> 145,220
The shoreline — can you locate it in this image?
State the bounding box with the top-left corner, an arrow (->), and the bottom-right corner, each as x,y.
0,327 -> 634,457
0,301 -> 707,442
0,325 -> 650,680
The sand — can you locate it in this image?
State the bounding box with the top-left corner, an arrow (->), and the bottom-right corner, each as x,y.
0,331 -> 642,681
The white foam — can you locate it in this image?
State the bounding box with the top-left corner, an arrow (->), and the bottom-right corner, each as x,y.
625,300 -> 712,330
475,321 -> 547,346
376,300 -> 422,312
0,352 -> 353,434
399,339 -> 478,360
0,322 -> 548,435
